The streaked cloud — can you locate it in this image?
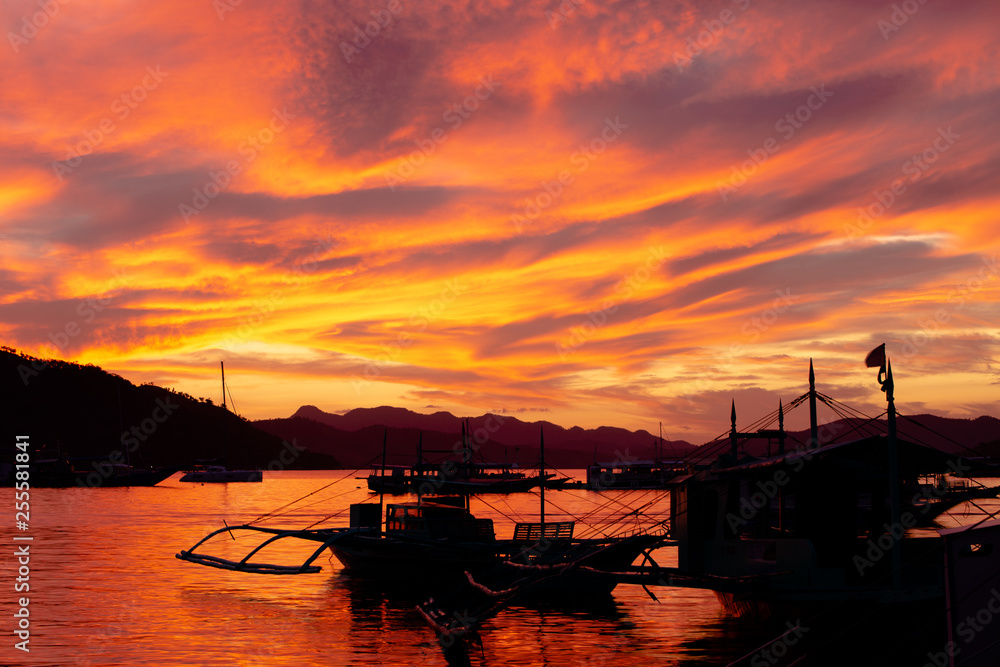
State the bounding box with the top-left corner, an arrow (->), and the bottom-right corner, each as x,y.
2,0 -> 998,442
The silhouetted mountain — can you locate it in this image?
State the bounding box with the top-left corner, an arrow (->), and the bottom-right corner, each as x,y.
265,405 -> 696,470
274,404 -> 1000,470
692,414 -> 1000,461
0,348 -> 339,470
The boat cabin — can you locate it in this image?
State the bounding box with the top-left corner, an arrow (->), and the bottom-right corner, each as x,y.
669,434 -> 959,609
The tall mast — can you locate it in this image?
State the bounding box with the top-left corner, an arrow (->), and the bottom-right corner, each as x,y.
379,429 -> 387,531
221,361 -> 227,411
730,400 -> 738,460
885,357 -> 901,589
539,426 -> 545,527
808,359 -> 818,448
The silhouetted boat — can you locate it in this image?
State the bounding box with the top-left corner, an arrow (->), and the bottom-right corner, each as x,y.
179,362 -> 262,483
176,429 -> 667,600
363,423 -> 547,494
179,464 -> 262,483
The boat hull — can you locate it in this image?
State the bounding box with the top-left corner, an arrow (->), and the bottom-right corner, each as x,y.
180,469 -> 263,482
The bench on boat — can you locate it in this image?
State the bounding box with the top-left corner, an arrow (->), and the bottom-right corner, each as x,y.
512,521 -> 575,542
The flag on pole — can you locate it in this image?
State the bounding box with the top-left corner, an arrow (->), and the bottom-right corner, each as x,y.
865,343 -> 890,395
864,343 -> 886,368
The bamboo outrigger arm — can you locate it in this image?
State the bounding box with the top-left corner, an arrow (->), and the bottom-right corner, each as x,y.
176,525 -> 365,575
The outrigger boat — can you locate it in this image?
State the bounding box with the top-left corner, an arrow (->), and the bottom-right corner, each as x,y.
176,428 -> 669,595
412,353 -> 1000,662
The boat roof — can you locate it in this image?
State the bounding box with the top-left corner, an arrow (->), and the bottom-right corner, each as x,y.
709,434 -> 965,477
938,517 -> 1000,537
592,459 -> 686,467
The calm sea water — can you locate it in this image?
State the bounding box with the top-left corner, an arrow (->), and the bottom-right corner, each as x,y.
2,471 -> 995,666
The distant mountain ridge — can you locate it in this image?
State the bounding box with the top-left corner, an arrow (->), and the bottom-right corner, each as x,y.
261,404 -> 1000,470
0,348 -> 340,470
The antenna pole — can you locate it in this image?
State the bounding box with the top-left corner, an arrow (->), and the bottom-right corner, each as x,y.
379,429 -> 387,532
886,357 -> 901,590
539,427 -> 545,526
809,359 -> 818,448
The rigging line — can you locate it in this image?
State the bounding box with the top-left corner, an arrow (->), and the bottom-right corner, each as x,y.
468,494 -> 522,525
575,495 -> 668,539
255,487 -> 367,523
898,413 -> 988,458
496,494 -> 526,524
567,488 -> 665,529
246,459 -> 379,525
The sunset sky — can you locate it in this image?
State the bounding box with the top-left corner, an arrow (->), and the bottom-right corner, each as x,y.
2,0 -> 998,443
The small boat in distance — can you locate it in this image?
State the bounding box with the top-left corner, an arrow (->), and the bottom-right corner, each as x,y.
179,362 -> 262,484
364,422 -> 548,494
179,464 -> 262,483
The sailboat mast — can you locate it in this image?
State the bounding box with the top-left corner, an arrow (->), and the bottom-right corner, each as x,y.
221,361 -> 227,411
379,429 -> 387,531
886,357 -> 901,590
539,427 -> 545,527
